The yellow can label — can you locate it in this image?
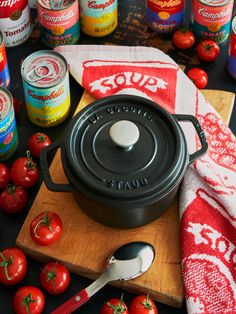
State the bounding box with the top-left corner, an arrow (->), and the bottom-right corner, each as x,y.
80,0 -> 117,37
24,80 -> 70,127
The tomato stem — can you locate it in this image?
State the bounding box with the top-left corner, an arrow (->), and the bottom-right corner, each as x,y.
26,150 -> 37,170
141,292 -> 153,310
33,212 -> 53,238
36,133 -> 46,143
107,294 -> 126,314
41,262 -> 58,291
0,252 -> 13,281
22,293 -> 36,314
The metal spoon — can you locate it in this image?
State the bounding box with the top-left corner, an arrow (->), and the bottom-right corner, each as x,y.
51,241 -> 155,314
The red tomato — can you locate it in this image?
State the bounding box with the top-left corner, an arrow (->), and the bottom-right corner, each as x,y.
13,97 -> 21,115
30,211 -> 63,246
0,248 -> 27,285
0,163 -> 10,190
100,297 -> 129,314
196,39 -> 220,62
28,133 -> 52,158
186,68 -> 208,89
0,185 -> 27,213
40,261 -> 70,295
129,295 -> 158,314
13,286 -> 45,314
172,29 -> 195,49
10,151 -> 39,189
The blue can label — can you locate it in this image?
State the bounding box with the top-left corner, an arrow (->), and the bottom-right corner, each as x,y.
227,55 -> 236,79
0,63 -> 10,88
146,0 -> 185,34
0,89 -> 18,162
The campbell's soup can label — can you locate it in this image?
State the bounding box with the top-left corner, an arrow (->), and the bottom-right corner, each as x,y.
0,87 -> 18,161
80,0 -> 118,37
37,0 -> 80,48
227,16 -> 236,79
0,32 -> 10,88
192,0 -> 234,44
146,0 -> 185,34
21,50 -> 70,127
0,0 -> 32,47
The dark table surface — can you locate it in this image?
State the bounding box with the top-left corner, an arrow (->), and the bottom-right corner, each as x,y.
1,1 -> 236,313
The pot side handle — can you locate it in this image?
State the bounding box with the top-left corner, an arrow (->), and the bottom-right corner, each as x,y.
174,114 -> 208,164
40,140 -> 74,192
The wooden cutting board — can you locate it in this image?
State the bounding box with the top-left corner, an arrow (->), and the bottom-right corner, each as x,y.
16,89 -> 235,308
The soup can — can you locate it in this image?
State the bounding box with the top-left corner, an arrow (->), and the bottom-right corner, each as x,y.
0,0 -> 32,47
37,0 -> 80,48
227,16 -> 236,79
192,0 -> 234,44
21,50 -> 70,127
0,32 -> 10,88
80,0 -> 118,37
0,86 -> 18,162
146,0 -> 185,34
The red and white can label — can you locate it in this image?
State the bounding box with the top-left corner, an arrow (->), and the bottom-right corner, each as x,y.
0,0 -> 32,47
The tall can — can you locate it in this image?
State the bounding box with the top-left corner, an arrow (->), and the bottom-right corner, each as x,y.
227,16 -> 236,79
37,0 -> 80,48
80,0 -> 118,37
146,0 -> 185,34
0,86 -> 18,162
192,0 -> 234,45
0,0 -> 32,47
21,50 -> 70,127
0,32 -> 10,88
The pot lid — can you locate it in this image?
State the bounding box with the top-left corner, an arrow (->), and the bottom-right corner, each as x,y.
62,95 -> 188,205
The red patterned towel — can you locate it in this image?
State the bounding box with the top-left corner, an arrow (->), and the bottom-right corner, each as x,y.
55,45 -> 236,314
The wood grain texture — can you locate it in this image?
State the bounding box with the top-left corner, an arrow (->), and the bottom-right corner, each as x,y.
16,89 -> 235,308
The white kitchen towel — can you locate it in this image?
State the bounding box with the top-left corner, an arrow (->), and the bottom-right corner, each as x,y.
55,45 -> 236,314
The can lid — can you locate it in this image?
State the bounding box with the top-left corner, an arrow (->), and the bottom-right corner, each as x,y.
21,50 -> 67,88
199,0 -> 232,6
38,0 -> 75,9
0,87 -> 12,121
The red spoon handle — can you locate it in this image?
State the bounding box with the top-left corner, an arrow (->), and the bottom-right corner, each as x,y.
51,289 -> 90,314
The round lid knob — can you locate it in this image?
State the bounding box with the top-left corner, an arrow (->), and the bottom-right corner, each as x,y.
109,120 -> 140,149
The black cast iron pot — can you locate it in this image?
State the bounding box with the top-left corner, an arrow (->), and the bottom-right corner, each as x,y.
40,95 -> 208,228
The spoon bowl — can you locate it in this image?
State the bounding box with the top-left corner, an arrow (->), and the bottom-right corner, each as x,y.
51,241 -> 155,314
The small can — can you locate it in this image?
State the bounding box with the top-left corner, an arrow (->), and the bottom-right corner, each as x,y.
21,50 -> 70,127
0,86 -> 18,162
37,0 -> 80,48
0,32 -> 10,88
227,16 -> 236,79
146,0 -> 185,34
192,0 -> 234,44
0,0 -> 32,47
80,0 -> 118,37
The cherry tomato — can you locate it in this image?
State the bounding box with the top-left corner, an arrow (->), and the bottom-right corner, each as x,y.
172,29 -> 195,49
10,151 -> 39,189
40,261 -> 70,295
0,185 -> 27,213
13,286 -> 45,314
0,163 -> 10,190
13,97 -> 21,115
196,39 -> 220,62
186,68 -> 208,89
0,248 -> 27,285
129,295 -> 158,314
28,133 -> 52,158
100,297 -> 129,314
30,211 -> 63,246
